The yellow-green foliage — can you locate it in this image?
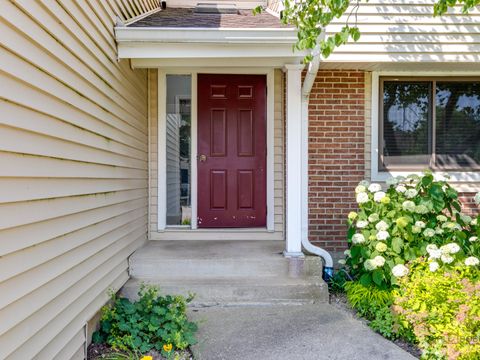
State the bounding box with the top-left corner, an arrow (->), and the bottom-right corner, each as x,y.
345,281 -> 393,319
394,261 -> 480,359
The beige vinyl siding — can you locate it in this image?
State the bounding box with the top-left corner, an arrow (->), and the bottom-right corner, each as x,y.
324,0 -> 480,65
0,1 -> 158,359
149,69 -> 285,239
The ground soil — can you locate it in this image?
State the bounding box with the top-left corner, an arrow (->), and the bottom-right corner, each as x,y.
87,343 -> 193,360
329,292 -> 422,359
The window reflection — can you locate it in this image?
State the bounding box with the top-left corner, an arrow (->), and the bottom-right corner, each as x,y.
382,82 -> 431,168
166,75 -> 191,226
436,82 -> 480,169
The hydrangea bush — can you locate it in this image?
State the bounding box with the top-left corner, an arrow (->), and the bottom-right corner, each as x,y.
344,172 -> 480,289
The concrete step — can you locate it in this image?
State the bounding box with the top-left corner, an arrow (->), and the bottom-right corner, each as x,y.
129,241 -> 323,279
125,241 -> 328,305
121,276 -> 329,306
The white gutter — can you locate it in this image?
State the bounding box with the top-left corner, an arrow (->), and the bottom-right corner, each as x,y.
115,26 -> 298,44
300,42 -> 334,270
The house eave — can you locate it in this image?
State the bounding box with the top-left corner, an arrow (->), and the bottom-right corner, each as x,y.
115,26 -> 297,44
114,26 -> 303,63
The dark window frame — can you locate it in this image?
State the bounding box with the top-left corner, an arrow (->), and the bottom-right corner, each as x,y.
379,76 -> 480,172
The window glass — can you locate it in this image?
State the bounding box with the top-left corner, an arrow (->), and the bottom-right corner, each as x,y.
435,82 -> 480,169
382,82 -> 431,168
166,75 -> 191,226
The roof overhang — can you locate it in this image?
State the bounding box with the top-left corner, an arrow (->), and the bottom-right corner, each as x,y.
115,26 -> 305,68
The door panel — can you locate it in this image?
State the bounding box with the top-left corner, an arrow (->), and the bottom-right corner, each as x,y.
197,74 -> 266,228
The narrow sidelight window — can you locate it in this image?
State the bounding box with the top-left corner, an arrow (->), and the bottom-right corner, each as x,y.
380,78 -> 480,171
166,75 -> 192,226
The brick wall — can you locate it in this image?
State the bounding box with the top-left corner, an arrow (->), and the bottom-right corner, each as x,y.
308,70 -> 366,255
307,70 -> 479,263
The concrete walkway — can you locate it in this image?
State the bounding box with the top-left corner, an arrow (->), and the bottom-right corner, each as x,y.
189,304 -> 416,360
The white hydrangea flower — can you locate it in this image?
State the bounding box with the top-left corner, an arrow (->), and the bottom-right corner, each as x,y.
373,255 -> 386,267
356,220 -> 369,229
376,230 -> 390,241
415,221 -> 426,228
368,213 -> 380,223
348,211 -> 358,220
352,233 -> 366,244
405,189 -> 418,199
392,264 -> 409,278
465,256 -> 480,266
364,259 -> 377,271
429,261 -> 440,272
356,192 -> 369,204
442,222 -> 461,231
355,185 -> 367,194
475,192 -> 480,205
441,243 -> 461,254
373,191 -> 386,202
375,242 -> 387,252
359,180 -> 370,187
435,228 -> 444,235
344,249 -> 351,257
441,254 -> 454,264
471,218 -> 478,226
402,200 -> 416,212
386,177 -> 399,186
428,250 -> 442,260
469,236 -> 478,242
423,228 -> 435,238
436,215 -> 448,222
426,244 -> 438,253
375,220 -> 389,231
368,183 -> 382,193
412,226 -> 422,234
395,185 -> 407,193
338,259 -> 346,265
415,205 -> 429,214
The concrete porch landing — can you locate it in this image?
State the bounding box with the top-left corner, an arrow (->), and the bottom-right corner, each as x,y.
121,241 -> 328,306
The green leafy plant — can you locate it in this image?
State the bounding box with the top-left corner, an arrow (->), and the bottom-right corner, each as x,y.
92,285 -> 197,356
394,260 -> 480,359
342,172 -> 479,288
344,281 -> 393,319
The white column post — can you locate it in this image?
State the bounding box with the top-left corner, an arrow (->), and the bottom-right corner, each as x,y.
283,64 -> 305,257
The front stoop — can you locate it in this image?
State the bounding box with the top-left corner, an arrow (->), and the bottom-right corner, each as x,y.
121,241 -> 329,306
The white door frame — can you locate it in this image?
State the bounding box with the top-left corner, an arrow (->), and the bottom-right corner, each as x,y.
157,68 -> 276,232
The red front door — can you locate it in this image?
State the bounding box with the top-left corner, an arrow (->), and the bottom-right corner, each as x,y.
197,74 -> 267,228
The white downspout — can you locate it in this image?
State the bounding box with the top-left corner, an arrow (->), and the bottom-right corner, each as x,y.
300,44 -> 334,271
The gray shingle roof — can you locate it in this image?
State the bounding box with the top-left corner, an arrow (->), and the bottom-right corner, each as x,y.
128,7 -> 291,28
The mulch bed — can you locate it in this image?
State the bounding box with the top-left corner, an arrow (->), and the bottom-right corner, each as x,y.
87,343 -> 193,360
329,292 -> 422,359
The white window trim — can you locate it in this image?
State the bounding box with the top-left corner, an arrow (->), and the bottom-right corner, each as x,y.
371,71 -> 480,190
157,68 -> 276,232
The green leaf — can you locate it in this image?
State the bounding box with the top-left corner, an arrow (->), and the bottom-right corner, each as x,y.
360,273 -> 372,286
392,237 -> 404,254
372,269 -> 384,286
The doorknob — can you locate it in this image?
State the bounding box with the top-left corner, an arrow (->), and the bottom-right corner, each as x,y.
198,154 -> 207,162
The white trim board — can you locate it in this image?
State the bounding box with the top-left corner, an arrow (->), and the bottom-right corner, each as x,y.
157,68 -> 276,233
370,71 -> 480,190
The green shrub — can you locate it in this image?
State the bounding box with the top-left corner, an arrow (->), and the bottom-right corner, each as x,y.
394,260 -> 480,359
92,285 -> 197,356
344,281 -> 393,319
343,172 -> 479,288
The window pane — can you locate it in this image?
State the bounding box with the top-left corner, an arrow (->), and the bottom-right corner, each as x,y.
166,75 -> 191,226
435,82 -> 480,169
382,81 -> 431,168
